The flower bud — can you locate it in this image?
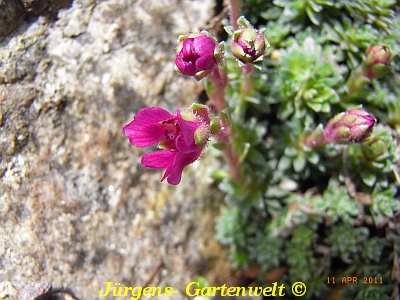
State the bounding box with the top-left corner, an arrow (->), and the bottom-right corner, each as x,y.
189,103 -> 211,123
180,109 -> 198,122
323,108 -> 376,143
209,117 -> 221,134
364,45 -> 391,80
231,27 -> 267,64
175,32 -> 222,80
194,124 -> 210,148
366,45 -> 391,65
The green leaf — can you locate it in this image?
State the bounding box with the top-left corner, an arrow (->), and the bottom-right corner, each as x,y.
306,101 -> 322,112
231,248 -> 249,267
361,172 -> 377,187
277,101 -> 294,119
306,6 -> 322,26
361,237 -> 386,263
238,142 -> 251,163
277,155 -> 292,171
293,155 -> 306,172
308,152 -> 320,165
193,276 -> 209,288
260,7 -> 282,20
284,146 -> 297,157
210,170 -> 231,180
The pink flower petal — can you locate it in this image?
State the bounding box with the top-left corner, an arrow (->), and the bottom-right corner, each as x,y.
141,150 -> 176,169
193,35 -> 216,56
137,107 -> 175,123
124,106 -> 211,185
175,110 -> 200,153
175,53 -> 196,76
182,38 -> 195,56
175,34 -> 217,78
164,150 -> 202,185
123,107 -> 176,147
196,53 -> 217,71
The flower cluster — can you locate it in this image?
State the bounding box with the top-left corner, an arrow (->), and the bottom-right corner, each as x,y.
174,17 -> 269,80
123,104 -> 219,185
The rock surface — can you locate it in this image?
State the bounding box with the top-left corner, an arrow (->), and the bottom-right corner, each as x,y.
0,0 -> 233,299
0,0 -> 73,37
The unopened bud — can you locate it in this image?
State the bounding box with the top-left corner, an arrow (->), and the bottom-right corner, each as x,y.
231,26 -> 267,64
175,32 -> 222,80
180,109 -> 198,122
364,45 -> 391,80
366,45 -> 391,65
194,124 -> 210,148
209,117 -> 221,134
189,103 -> 211,123
323,108 -> 376,143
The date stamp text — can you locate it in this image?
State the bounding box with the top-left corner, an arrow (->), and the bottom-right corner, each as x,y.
326,276 -> 383,285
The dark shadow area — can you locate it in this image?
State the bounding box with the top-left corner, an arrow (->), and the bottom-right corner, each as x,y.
0,0 -> 73,37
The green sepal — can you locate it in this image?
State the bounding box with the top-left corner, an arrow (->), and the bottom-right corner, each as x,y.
194,124 -> 209,148
210,117 -> 222,134
180,110 -> 197,122
237,15 -> 252,28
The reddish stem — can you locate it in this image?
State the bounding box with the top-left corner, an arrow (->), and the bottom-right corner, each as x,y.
228,0 -> 241,30
216,118 -> 244,182
206,67 -> 228,113
206,67 -> 243,182
240,63 -> 254,96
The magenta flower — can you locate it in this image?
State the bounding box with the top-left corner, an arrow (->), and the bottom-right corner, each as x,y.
175,32 -> 222,80
123,105 -> 216,185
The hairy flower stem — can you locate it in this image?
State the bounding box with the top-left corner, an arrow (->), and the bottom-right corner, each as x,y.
302,133 -> 326,148
206,67 -> 243,182
242,63 -> 253,76
216,118 -> 244,182
344,70 -> 369,99
237,64 -> 254,119
225,142 -> 244,182
206,67 -> 228,113
228,0 -> 241,30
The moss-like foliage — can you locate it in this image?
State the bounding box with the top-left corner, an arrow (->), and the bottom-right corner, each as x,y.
214,0 -> 400,299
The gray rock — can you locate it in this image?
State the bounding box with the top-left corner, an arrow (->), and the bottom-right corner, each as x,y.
0,0 -> 73,37
0,0 -> 24,37
20,0 -> 49,15
0,0 -> 229,299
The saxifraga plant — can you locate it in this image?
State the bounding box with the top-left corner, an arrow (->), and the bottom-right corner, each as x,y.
123,0 -> 400,298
